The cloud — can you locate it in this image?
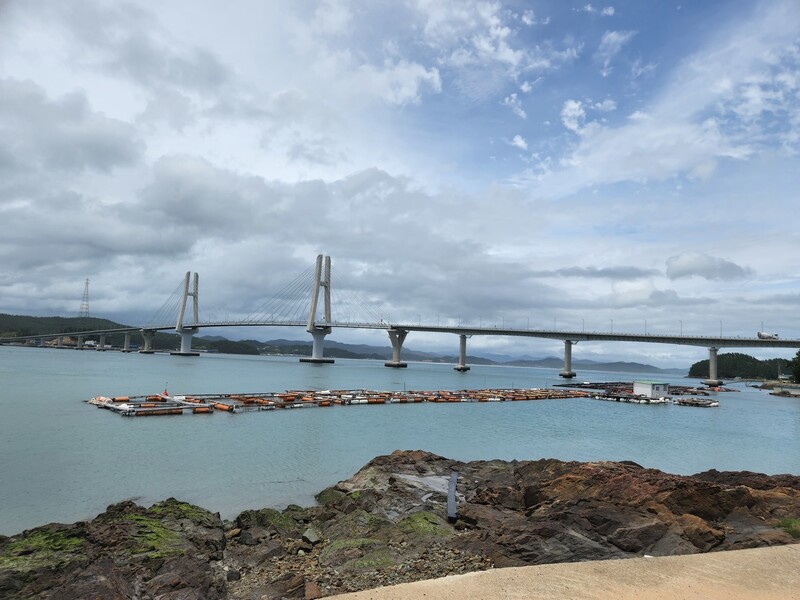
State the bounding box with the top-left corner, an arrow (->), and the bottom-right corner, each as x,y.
0,78 -> 142,173
510,135 -> 528,150
561,99 -> 586,132
49,1 -> 231,96
535,266 -> 660,280
594,30 -> 636,76
502,93 -> 526,119
525,3 -> 800,199
519,78 -> 543,93
593,98 -> 616,112
665,252 -> 752,281
412,0 -> 580,99
355,59 -> 442,105
576,5 -> 615,17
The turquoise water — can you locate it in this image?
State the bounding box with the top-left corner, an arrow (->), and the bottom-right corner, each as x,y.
1,345 -> 798,535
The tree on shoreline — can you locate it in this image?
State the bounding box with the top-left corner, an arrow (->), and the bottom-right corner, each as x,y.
790,350 -> 800,383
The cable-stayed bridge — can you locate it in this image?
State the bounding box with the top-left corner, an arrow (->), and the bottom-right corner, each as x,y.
3,254 -> 800,386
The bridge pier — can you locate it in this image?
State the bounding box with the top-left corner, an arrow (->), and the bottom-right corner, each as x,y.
139,330 -> 155,354
77,336 -> 84,350
56,336 -> 64,349
702,346 -> 724,386
122,332 -> 131,353
97,334 -> 107,351
171,327 -> 200,356
301,327 -> 335,364
454,334 -> 470,372
385,328 -> 408,368
559,340 -> 577,379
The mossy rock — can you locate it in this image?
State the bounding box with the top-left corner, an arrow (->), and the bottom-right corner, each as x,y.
235,508 -> 297,534
315,487 -> 347,506
148,498 -> 216,525
322,509 -> 401,541
346,548 -> 398,571
125,514 -> 185,559
0,525 -> 87,573
319,537 -> 398,571
399,511 -> 452,538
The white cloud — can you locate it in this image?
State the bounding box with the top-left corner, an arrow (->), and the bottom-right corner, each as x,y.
577,5 -> 615,16
631,57 -> 657,79
595,30 -> 636,77
411,0 -> 578,99
502,93 -> 526,119
521,10 -> 535,26
527,2 -> 800,198
560,99 -> 586,132
311,0 -> 353,35
593,98 -> 617,112
510,134 -> 528,150
355,59 -> 442,105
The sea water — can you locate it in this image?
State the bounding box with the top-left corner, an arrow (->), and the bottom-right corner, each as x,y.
1,345 -> 798,535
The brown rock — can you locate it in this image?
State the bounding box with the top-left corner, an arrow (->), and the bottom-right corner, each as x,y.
305,580 -> 322,599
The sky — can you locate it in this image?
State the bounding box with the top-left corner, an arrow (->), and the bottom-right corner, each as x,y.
1,0 -> 799,367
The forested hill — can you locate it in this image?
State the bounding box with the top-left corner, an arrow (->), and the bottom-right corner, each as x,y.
688,352 -> 791,379
0,313 -> 124,337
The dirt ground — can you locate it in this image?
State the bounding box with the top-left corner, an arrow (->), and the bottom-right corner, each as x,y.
337,544 -> 800,600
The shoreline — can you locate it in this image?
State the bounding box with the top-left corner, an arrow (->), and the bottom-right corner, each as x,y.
2,450 -> 799,598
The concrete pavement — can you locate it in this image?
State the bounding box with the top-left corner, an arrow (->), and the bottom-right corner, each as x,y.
337,544 -> 800,600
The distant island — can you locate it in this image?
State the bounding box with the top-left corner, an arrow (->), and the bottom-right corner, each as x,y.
688,352 -> 793,380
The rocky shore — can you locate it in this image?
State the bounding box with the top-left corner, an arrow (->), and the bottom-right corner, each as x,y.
2,450 -> 798,599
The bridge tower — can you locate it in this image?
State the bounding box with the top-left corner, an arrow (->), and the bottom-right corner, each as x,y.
301,255 -> 334,364
171,272 -> 200,356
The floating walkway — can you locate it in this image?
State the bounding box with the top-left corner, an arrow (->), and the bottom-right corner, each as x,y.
85,388 -> 589,417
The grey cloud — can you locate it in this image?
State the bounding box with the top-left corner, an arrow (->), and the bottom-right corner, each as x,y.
51,1 -> 231,95
0,79 -> 142,173
534,266 -> 660,279
287,138 -> 347,165
666,252 -> 752,280
107,32 -> 230,92
137,90 -> 196,130
607,289 -> 710,309
136,155 -> 278,234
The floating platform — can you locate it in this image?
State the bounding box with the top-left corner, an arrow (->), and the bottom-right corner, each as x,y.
673,397 -> 720,408
85,387 -> 590,417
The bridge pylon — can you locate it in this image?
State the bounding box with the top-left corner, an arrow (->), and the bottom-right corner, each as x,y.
171,271 -> 200,357
300,255 -> 334,364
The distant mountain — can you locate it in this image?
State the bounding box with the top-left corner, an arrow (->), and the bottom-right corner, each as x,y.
251,338 -> 684,373
505,357 -> 684,374
0,314 -> 686,373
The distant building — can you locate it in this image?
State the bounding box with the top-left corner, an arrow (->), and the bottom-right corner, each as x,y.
633,381 -> 670,398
